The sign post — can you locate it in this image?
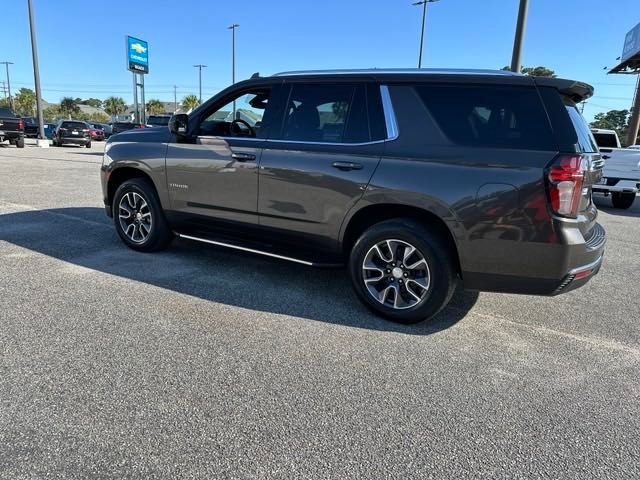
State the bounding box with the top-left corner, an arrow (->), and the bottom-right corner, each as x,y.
608,22 -> 640,146
126,36 -> 149,124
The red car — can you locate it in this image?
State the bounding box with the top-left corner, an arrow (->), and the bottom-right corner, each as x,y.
88,125 -> 105,141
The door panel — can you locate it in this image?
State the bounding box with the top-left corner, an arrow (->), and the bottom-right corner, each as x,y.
165,137 -> 262,225
258,143 -> 382,250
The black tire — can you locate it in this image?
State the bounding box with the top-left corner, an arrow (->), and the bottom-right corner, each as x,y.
611,192 -> 635,209
85,142 -> 91,148
112,177 -> 173,252
16,137 -> 25,148
349,218 -> 457,324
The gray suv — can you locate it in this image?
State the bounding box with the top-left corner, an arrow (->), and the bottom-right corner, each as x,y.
100,69 -> 606,323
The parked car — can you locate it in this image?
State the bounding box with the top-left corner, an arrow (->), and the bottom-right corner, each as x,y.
591,128 -> 640,209
100,123 -> 113,138
52,120 -> 92,148
86,124 -> 105,141
101,69 -> 606,324
146,115 -> 171,127
111,122 -> 145,135
0,107 -> 25,147
628,145 -> 640,150
43,123 -> 55,139
21,116 -> 39,138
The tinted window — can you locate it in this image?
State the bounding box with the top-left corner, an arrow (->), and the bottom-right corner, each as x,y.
592,132 -> 618,148
61,121 -> 87,129
0,108 -> 16,117
415,84 -> 555,150
279,84 -> 369,143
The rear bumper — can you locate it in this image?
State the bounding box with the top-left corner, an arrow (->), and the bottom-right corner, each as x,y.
462,222 -> 606,296
0,131 -> 24,140
593,180 -> 639,194
59,137 -> 90,145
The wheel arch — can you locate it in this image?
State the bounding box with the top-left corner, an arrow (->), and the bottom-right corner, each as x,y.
107,167 -> 158,212
340,203 -> 462,275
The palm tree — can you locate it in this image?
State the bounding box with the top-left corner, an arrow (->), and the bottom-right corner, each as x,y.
182,95 -> 200,112
146,99 -> 165,115
60,97 -> 80,119
104,96 -> 127,119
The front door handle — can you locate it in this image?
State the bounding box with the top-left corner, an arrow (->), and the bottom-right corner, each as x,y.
332,161 -> 363,171
231,152 -> 256,162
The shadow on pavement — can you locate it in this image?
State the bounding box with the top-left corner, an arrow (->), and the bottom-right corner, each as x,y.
0,207 -> 478,334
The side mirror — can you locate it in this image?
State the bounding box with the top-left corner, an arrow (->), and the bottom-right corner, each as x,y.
169,114 -> 189,135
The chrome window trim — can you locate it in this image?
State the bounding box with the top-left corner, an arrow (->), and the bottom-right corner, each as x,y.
380,85 -> 399,141
193,84 -> 399,147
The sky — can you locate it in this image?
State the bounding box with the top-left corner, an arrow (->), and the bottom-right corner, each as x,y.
1,0 -> 638,121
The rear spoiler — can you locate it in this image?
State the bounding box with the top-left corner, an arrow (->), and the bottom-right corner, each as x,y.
533,77 -> 594,103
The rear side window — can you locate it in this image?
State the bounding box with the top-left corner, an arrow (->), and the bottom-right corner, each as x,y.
415,84 -> 555,150
538,87 -> 597,153
592,132 -> 618,148
0,108 -> 16,117
278,83 -> 369,144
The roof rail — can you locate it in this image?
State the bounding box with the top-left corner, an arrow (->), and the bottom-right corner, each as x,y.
272,68 -> 523,77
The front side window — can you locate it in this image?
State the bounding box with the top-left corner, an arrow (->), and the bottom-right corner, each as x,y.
278,84 -> 369,144
199,88 -> 271,139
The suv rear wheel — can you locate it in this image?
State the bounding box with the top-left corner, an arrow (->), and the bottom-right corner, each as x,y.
349,219 -> 457,324
16,137 -> 25,148
611,192 -> 635,209
112,178 -> 173,252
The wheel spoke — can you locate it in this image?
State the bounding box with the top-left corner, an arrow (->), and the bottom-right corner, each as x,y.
362,238 -> 431,310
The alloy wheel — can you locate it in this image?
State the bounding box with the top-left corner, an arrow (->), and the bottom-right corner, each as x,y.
362,239 -> 431,310
118,192 -> 152,244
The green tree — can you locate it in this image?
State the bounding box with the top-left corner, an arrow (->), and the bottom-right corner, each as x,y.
79,98 -> 103,108
182,95 -> 200,112
14,88 -> 36,116
60,97 -> 80,118
0,97 -> 10,108
146,99 -> 165,115
88,112 -> 110,123
104,96 -> 126,117
590,109 -> 630,144
501,65 -> 556,77
43,105 -> 61,122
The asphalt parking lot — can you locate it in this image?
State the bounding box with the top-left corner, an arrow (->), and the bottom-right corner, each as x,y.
1,140 -> 639,479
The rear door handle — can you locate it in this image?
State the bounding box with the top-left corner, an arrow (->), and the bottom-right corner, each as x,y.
332,161 -> 363,171
602,155 -> 611,160
231,152 -> 256,162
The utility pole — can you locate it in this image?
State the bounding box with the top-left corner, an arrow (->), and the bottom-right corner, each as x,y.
27,0 -> 45,143
627,75 -> 640,146
194,64 -> 207,104
173,85 -> 178,113
228,23 -> 239,118
510,0 -> 529,73
0,61 -> 13,108
412,0 -> 440,69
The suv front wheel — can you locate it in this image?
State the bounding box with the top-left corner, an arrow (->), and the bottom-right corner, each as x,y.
349,219 -> 457,324
112,178 -> 173,252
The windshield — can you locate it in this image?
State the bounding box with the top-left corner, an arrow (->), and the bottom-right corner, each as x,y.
0,107 -> 16,117
61,121 -> 87,129
592,133 -> 619,149
147,116 -> 170,126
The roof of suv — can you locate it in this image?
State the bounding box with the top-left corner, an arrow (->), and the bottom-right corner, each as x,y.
272,68 -> 523,77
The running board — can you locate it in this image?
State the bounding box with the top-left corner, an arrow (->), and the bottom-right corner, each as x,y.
177,233 -> 315,266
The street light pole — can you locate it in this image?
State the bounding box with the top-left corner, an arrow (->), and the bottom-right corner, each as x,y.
228,24 -> 239,84
0,62 -> 14,108
173,85 -> 178,113
194,64 -> 207,104
27,0 -> 45,142
510,0 -> 529,73
412,0 -> 440,69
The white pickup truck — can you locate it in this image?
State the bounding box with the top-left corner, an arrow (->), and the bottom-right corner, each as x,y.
591,128 -> 640,209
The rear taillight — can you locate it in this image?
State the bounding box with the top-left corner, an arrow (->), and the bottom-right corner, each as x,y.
546,154 -> 586,218
17,119 -> 23,130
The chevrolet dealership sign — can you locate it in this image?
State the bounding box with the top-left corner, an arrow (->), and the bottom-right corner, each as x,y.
126,36 -> 149,74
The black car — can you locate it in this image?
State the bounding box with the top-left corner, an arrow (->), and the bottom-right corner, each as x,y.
100,69 -> 605,324
111,122 -> 145,135
22,116 -> 39,138
52,120 -> 92,147
0,107 -> 25,147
